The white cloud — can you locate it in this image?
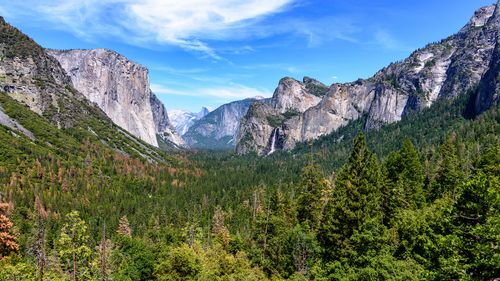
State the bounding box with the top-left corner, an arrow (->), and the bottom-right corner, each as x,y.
3,0 -> 293,59
151,83 -> 271,100
372,29 -> 409,51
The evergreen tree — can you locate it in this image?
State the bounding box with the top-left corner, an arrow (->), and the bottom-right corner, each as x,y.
430,135 -> 463,200
383,139 -> 426,221
296,161 -> 330,230
453,147 -> 500,279
319,133 -> 384,260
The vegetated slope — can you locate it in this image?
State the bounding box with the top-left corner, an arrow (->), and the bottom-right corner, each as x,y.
0,16 -> 168,161
0,6 -> 499,281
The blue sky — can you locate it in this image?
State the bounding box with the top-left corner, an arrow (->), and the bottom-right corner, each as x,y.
0,0 -> 493,112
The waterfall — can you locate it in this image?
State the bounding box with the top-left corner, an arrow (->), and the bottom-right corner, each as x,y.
267,128 -> 278,156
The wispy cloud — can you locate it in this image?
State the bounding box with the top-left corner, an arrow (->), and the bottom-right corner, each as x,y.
2,0 -> 294,59
372,29 -> 410,51
151,83 -> 271,100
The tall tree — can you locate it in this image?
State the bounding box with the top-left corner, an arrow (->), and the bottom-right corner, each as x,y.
453,147 -> 500,279
383,139 -> 426,221
430,135 -> 463,200
56,211 -> 92,281
296,161 -> 330,230
319,133 -> 384,260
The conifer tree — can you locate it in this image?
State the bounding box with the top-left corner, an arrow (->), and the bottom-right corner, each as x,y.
454,147 -> 500,279
296,161 -> 330,230
383,139 -> 425,221
319,133 -> 384,260
430,135 -> 463,200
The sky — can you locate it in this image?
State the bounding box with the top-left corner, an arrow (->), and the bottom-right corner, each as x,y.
0,0 -> 493,112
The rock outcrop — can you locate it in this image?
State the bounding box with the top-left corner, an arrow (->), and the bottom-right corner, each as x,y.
0,16 -> 91,128
236,3 -> 500,155
184,97 -> 269,149
47,49 -> 184,148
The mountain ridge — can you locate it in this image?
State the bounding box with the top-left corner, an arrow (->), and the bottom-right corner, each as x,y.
236,3 -> 500,155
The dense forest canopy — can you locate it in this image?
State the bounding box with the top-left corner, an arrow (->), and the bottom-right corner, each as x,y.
0,87 -> 499,280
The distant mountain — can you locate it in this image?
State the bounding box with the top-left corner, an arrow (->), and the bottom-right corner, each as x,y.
183,97 -> 270,150
236,3 -> 500,155
47,49 -> 185,149
168,107 -> 210,135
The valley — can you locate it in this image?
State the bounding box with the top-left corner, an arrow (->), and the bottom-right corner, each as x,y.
0,2 -> 499,281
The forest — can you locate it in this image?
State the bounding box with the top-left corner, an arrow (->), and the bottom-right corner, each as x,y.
0,87 -> 499,280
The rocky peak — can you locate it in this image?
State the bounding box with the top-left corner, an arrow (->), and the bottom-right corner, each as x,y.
0,18 -> 89,127
48,49 -> 184,148
236,3 -> 500,155
183,97 -> 268,149
460,5 -> 495,32
198,107 -> 211,118
271,77 -> 322,113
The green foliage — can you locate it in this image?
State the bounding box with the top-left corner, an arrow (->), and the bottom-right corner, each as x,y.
430,135 -> 464,200
296,162 -> 329,230
0,55 -> 498,280
111,236 -> 155,281
383,139 -> 426,221
56,211 -> 94,280
319,134 -> 385,260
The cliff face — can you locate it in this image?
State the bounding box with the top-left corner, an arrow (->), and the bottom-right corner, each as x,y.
236,3 -> 500,155
183,97 -> 269,149
0,17 -> 173,161
47,49 -> 184,148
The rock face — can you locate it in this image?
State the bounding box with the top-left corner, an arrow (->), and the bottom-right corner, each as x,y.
184,97 -> 270,149
236,3 -> 500,155
168,107 -> 210,135
0,17 -> 171,161
149,93 -> 186,148
47,49 -> 184,148
0,17 -> 91,128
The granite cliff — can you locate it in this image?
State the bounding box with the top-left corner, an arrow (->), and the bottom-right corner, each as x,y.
47,49 -> 185,148
236,3 -> 500,155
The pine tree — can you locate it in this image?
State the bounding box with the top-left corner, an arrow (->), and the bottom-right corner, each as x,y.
0,202 -> 18,258
430,135 -> 463,200
296,161 -> 330,230
383,139 -> 425,221
453,147 -> 500,279
319,133 -> 384,260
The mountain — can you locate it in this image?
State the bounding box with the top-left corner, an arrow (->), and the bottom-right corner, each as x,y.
0,16 -> 168,162
236,4 -> 500,155
168,107 -> 210,135
47,49 -> 185,149
183,97 -> 270,149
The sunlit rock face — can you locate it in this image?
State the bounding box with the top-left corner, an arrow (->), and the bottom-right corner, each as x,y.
236,3 -> 500,155
48,48 -> 185,148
